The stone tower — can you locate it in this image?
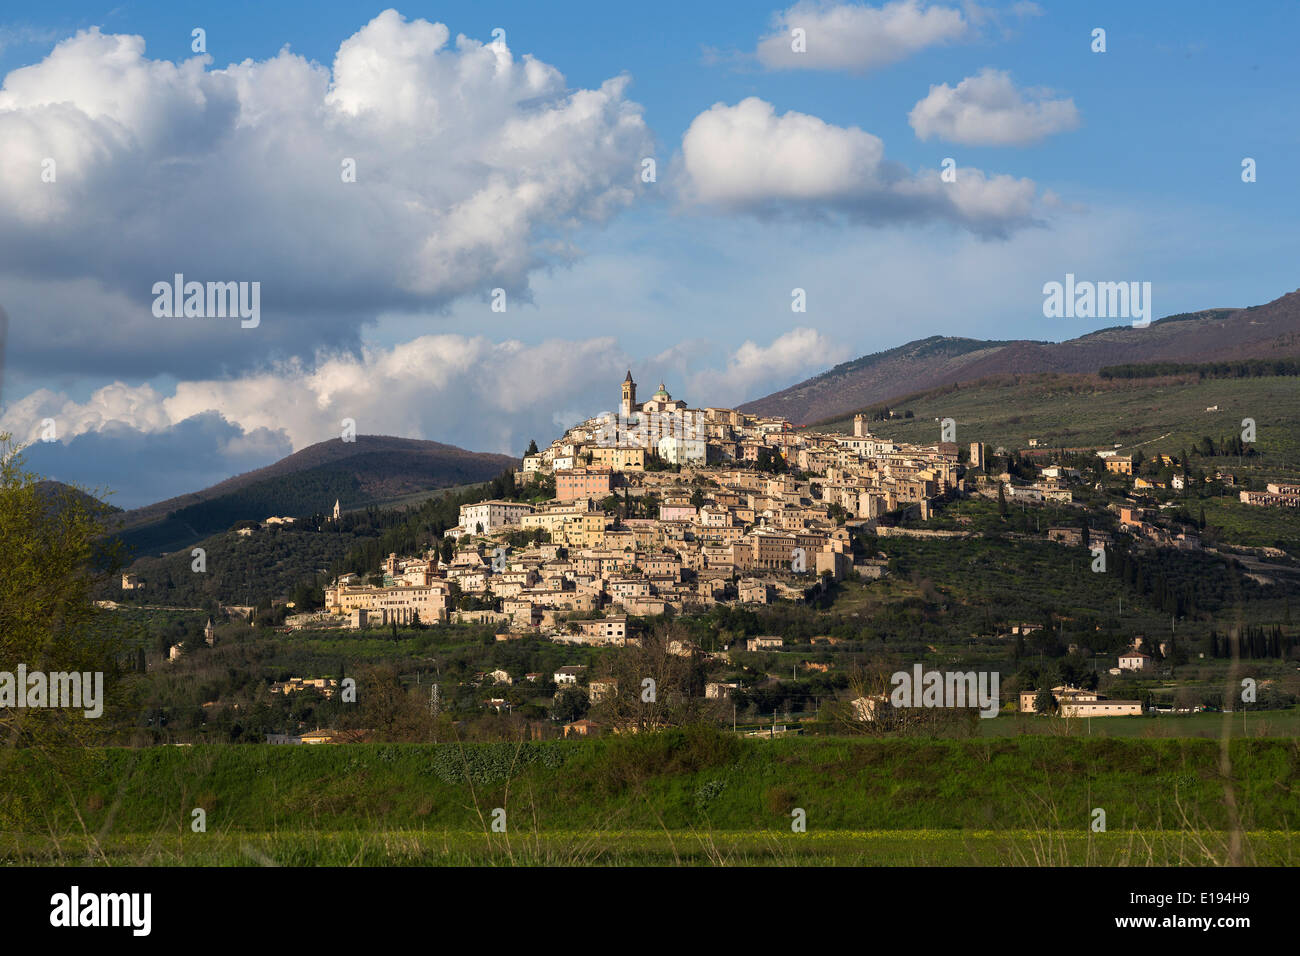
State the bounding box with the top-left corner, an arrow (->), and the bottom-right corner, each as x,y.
621,370 -> 637,419
853,414 -> 867,438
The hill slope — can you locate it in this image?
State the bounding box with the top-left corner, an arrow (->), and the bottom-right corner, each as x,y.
815,370 -> 1300,552
109,435 -> 516,557
742,291 -> 1300,423
34,479 -> 121,514
815,370 -> 1300,457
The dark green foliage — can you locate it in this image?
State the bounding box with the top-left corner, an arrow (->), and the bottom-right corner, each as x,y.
1100,359 -> 1300,380
5,735 -> 1296,837
96,526 -> 372,609
1106,545 -> 1256,618
1208,625 -> 1293,660
429,741 -> 568,784
755,447 -> 788,474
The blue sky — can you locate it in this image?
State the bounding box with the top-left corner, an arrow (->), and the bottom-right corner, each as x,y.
1,1 -> 1297,505
6,1 -> 1294,214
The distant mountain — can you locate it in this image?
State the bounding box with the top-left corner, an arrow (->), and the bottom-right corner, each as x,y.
740,290 -> 1300,424
109,435 -> 517,557
35,480 -> 121,514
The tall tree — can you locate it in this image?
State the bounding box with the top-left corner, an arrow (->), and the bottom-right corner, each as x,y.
1,434 -> 125,844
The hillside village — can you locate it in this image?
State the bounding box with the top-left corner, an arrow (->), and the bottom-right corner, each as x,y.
320,372 -> 963,633
318,371 -> 1299,637
101,368 -> 1300,743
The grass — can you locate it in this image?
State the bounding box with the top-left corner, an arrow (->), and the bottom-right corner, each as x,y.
980,710 -> 1300,738
2,733 -> 1295,865
7,829 -> 1297,866
352,481 -> 483,513
1199,496 -> 1300,554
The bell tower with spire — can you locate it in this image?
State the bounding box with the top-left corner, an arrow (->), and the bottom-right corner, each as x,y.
620,370 -> 637,420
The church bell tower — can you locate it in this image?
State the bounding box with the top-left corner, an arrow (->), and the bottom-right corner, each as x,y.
621,370 -> 637,419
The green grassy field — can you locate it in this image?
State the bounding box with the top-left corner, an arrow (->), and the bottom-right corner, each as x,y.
1198,496 -> 1300,553
8,829 -> 1295,866
981,709 -> 1300,738
353,481 -> 483,513
4,732 -> 1295,865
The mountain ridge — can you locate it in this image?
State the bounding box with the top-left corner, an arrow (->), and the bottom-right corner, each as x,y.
740,292 -> 1300,424
109,434 -> 517,557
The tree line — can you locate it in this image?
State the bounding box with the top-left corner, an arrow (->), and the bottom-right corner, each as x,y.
1208,625 -> 1293,660
1099,359 -> 1300,380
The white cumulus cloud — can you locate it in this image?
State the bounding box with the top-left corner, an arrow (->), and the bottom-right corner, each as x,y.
0,10 -> 652,378
2,325 -> 845,505
697,328 -> 849,399
909,68 -> 1079,145
678,97 -> 1041,237
756,0 -> 971,72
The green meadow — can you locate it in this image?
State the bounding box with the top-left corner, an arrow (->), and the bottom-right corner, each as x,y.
3,731 -> 1295,865
8,829 -> 1295,867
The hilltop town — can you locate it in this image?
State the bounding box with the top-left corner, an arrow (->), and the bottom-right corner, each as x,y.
90,365 -> 1300,745
316,369 -> 1300,643
320,371 -> 965,634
